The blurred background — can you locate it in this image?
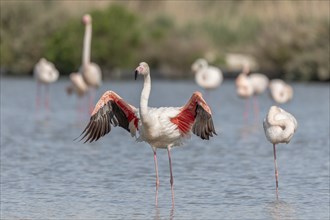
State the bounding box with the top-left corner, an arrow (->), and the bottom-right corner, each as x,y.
1,0 -> 329,81
1,1 -> 330,219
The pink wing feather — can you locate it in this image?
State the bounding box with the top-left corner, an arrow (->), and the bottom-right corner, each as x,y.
79,91 -> 139,143
171,92 -> 216,140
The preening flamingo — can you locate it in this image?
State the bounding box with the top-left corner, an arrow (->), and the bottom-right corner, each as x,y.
66,73 -> 89,117
78,62 -> 217,205
269,79 -> 293,104
67,72 -> 89,97
191,58 -> 223,92
263,106 -> 297,199
80,14 -> 102,111
235,64 -> 253,99
34,58 -> 59,111
235,63 -> 268,121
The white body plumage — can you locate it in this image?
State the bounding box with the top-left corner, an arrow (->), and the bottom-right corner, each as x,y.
249,73 -> 269,95
34,58 -> 59,84
263,106 -> 297,144
136,107 -> 186,148
269,79 -> 293,104
192,59 -> 223,90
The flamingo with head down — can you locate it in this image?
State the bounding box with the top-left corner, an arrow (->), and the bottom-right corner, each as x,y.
66,72 -> 89,117
263,106 -> 297,199
78,62 -> 217,206
66,72 -> 89,98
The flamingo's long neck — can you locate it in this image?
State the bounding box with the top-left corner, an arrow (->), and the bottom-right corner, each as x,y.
82,23 -> 91,66
140,73 -> 151,122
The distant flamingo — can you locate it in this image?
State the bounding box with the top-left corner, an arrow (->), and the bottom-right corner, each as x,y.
66,73 -> 89,117
80,14 -> 102,112
79,62 -> 217,206
235,63 -> 268,121
235,64 -> 254,98
269,79 -> 293,104
67,73 -> 89,97
235,64 -> 254,121
191,58 -> 223,93
34,58 -> 59,111
263,106 -> 297,199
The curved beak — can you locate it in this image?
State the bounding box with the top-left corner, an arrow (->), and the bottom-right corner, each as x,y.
134,70 -> 138,80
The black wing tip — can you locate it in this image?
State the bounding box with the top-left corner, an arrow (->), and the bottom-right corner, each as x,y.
193,103 -> 217,140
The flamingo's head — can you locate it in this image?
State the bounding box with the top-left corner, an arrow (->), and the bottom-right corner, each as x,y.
82,14 -> 92,25
135,62 -> 150,80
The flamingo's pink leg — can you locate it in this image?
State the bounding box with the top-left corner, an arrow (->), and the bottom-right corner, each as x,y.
244,98 -> 250,123
153,149 -> 160,206
253,95 -> 259,122
273,144 -> 279,200
45,84 -> 50,111
167,146 -> 175,206
153,150 -> 160,189
36,82 -> 41,112
89,89 -> 95,114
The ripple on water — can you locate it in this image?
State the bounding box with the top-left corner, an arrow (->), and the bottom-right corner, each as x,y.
1,79 -> 329,219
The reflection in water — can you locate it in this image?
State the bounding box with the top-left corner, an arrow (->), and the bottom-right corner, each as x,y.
154,205 -> 175,220
239,124 -> 259,139
154,185 -> 175,209
266,200 -> 296,220
2,79 -> 329,219
155,188 -> 158,207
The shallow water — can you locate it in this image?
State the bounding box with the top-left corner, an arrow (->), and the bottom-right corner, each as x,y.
1,78 -> 329,219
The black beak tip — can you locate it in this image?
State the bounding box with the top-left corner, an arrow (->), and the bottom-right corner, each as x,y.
135,70 -> 138,80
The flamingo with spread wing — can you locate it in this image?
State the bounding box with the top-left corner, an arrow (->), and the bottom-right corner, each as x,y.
79,62 -> 217,205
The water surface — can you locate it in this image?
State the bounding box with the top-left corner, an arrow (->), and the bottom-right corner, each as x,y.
1,78 -> 329,219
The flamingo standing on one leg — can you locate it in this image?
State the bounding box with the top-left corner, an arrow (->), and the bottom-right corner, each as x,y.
34,58 -> 59,111
269,79 -> 293,104
263,106 -> 297,199
191,58 -> 223,96
80,14 -> 102,112
78,62 -> 217,206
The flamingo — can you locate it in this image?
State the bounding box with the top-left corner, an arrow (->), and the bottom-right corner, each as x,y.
191,58 -> 223,93
269,79 -> 293,104
67,72 -> 89,97
80,14 -> 102,112
34,58 -> 59,111
235,64 -> 254,121
66,73 -> 89,117
235,63 -> 269,121
263,106 -> 297,199
78,62 -> 217,205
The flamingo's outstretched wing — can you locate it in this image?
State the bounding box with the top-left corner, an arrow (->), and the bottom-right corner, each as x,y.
171,91 -> 217,140
78,91 -> 139,143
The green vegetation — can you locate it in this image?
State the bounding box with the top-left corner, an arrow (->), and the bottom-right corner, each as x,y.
1,1 -> 329,81
45,5 -> 142,74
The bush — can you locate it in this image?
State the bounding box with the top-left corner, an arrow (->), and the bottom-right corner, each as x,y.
0,1 -> 73,75
138,15 -> 209,78
254,20 -> 329,81
45,4 -> 142,75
